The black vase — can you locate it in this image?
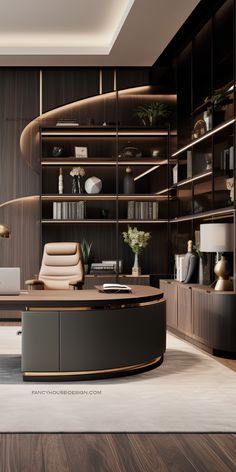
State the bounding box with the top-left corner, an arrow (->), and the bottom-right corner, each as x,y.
123,167 -> 135,194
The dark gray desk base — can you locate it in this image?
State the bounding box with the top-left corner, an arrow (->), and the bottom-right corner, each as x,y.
22,301 -> 166,381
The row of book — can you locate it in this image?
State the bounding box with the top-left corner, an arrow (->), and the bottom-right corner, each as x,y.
53,201 -> 86,220
127,201 -> 159,220
90,260 -> 122,275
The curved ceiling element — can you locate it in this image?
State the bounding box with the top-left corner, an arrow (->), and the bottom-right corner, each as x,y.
0,0 -> 134,55
0,0 -> 200,65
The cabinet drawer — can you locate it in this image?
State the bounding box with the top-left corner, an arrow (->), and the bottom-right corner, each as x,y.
192,289 -> 213,345
160,280 -> 177,329
177,285 -> 192,335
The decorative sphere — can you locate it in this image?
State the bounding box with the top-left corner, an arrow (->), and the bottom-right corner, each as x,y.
85,176 -> 102,194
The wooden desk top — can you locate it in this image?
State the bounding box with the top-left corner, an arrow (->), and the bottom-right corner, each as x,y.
0,285 -> 164,310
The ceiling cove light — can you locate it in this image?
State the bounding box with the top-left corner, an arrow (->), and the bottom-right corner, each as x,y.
0,0 -> 134,55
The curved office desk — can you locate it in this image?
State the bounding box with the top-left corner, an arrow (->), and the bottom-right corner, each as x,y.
1,285 -> 166,381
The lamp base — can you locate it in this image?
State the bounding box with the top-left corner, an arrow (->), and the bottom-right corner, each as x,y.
214,255 -> 233,291
214,278 -> 233,291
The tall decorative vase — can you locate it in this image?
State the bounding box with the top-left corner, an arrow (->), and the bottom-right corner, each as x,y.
132,252 -> 141,276
123,166 -> 135,194
72,176 -> 78,194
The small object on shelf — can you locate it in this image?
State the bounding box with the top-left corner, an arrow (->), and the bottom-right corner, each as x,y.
122,226 -> 151,276
52,146 -> 63,157
203,111 -> 212,131
56,119 -> 79,127
150,148 -> 160,157
172,164 -> 178,184
119,145 -> 142,159
187,151 -> 192,178
226,177 -> 234,203
182,240 -> 198,284
192,119 -> 206,139
174,254 -> 186,281
85,176 -> 102,194
102,260 -> 123,273
204,153 -> 212,170
58,167 -> 63,194
75,146 -> 88,158
90,262 -> 116,275
70,167 -> 86,194
123,166 -> 135,194
100,209 -> 109,219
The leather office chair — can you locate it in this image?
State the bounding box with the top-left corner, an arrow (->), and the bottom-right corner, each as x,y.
26,242 -> 84,290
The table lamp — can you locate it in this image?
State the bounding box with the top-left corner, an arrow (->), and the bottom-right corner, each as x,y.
0,224 -> 11,238
200,223 -> 234,291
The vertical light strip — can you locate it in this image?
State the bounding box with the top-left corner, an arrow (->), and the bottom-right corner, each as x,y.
39,69 -> 43,116
114,69 -> 117,91
99,69 -> 103,95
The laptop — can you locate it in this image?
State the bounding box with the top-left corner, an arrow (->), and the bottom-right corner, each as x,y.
0,268 -> 20,295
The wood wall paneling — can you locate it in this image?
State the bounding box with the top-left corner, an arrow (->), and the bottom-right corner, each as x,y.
42,68 -> 100,113
0,68 -> 41,291
116,68 -> 151,91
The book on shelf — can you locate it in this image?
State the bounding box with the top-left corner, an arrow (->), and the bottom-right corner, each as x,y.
90,262 -> 117,275
52,201 -> 86,220
127,201 -> 159,220
56,119 -> 79,127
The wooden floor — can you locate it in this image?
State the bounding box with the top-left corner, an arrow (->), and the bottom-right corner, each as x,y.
0,434 -> 236,471
1,322 -> 236,470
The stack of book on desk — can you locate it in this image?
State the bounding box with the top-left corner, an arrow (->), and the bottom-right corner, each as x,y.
90,260 -> 122,275
127,201 -> 159,220
53,201 -> 86,220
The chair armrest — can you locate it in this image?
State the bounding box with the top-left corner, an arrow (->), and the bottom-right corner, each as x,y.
25,279 -> 45,290
69,280 -> 84,290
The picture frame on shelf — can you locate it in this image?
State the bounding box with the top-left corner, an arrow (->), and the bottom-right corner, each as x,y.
75,146 -> 88,158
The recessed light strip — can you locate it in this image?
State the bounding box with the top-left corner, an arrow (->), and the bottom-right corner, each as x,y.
0,195 -> 40,209
176,171 -> 212,187
172,118 -> 236,157
170,207 -> 234,223
134,165 -> 160,181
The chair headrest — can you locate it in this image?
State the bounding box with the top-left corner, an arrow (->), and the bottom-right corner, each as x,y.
45,242 -> 78,256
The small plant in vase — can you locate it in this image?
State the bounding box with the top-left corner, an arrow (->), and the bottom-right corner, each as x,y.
81,239 -> 93,274
122,226 -> 151,276
134,102 -> 172,127
70,167 -> 86,194
204,85 -> 234,128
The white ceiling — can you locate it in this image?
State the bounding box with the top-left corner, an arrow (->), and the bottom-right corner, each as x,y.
0,0 -> 200,66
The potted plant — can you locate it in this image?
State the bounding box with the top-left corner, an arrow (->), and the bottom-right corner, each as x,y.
134,101 -> 172,127
204,85 -> 233,128
122,226 -> 151,276
81,239 -> 93,274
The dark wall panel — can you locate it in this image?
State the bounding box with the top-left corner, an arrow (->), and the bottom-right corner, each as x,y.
42,68 -> 100,112
0,68 -> 40,285
116,68 -> 150,90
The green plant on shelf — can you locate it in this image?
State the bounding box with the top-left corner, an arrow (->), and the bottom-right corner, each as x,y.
204,84 -> 234,117
133,102 -> 173,127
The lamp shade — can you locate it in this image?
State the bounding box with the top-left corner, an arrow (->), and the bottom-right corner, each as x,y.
200,223 -> 234,252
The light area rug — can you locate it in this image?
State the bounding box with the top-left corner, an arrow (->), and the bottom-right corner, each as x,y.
0,326 -> 236,432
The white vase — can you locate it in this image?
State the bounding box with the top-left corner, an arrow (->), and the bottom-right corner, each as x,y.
132,252 -> 141,276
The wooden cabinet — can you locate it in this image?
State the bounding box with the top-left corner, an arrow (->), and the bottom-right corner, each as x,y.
160,279 -> 236,357
159,280 -> 177,329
